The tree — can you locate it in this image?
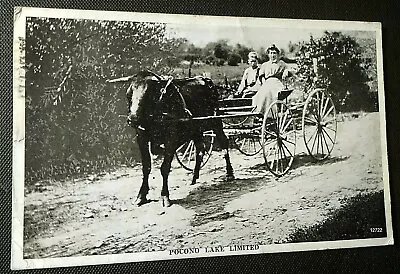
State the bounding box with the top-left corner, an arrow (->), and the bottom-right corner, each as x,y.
296,31 -> 374,111
23,17 -> 183,183
235,43 -> 253,63
214,43 -> 229,60
213,39 -> 231,60
227,53 -> 241,66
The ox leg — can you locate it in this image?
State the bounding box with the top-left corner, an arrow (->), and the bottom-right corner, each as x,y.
214,123 -> 234,181
135,133 -> 151,206
191,139 -> 205,185
160,150 -> 175,207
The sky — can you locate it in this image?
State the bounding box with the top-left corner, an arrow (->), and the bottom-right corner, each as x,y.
166,23 -> 326,51
165,22 -> 376,52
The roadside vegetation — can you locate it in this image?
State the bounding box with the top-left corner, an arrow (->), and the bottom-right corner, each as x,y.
286,190 -> 387,242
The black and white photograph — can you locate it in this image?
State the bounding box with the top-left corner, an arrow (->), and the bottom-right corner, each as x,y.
12,7 -> 393,270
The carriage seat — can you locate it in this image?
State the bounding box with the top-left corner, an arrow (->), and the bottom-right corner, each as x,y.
278,88 -> 294,101
242,90 -> 258,98
240,88 -> 294,100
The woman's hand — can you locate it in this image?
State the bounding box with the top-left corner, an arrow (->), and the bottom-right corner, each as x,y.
282,70 -> 289,80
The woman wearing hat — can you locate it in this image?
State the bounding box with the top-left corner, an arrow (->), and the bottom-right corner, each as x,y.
252,44 -> 290,115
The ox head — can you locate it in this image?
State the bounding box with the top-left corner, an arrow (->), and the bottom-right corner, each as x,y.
126,70 -> 162,127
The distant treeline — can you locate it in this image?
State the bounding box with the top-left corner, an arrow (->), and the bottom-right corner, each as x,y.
173,38 -> 298,67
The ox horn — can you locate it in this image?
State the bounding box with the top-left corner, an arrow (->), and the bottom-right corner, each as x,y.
145,70 -> 163,81
106,74 -> 137,83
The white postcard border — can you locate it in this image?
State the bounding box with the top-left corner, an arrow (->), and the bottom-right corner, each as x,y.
12,6 -> 393,270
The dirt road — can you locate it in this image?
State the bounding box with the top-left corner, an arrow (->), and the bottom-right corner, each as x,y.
23,112 -> 386,258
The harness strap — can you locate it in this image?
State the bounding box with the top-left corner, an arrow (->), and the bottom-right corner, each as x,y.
158,76 -> 192,117
159,76 -> 174,101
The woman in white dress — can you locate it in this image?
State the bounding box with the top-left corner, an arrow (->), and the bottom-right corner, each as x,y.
252,44 -> 289,115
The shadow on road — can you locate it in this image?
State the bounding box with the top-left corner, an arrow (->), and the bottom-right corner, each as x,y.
290,154 -> 350,170
249,154 -> 350,172
173,177 -> 270,226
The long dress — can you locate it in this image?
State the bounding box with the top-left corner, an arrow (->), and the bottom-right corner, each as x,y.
252,60 -> 287,115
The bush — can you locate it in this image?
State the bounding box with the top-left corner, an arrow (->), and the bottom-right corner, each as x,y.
215,58 -> 225,66
227,53 -> 241,66
296,31 -> 376,112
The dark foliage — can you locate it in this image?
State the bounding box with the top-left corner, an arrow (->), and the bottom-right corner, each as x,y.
287,190 -> 387,242
296,31 -> 378,112
227,53 -> 241,66
23,17 -> 184,184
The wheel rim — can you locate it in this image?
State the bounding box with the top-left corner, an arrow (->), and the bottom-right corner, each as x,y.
175,130 -> 215,171
302,89 -> 337,160
223,116 -> 249,127
234,130 -> 262,156
261,101 -> 296,177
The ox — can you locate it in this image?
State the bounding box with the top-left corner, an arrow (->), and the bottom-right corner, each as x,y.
120,70 -> 234,207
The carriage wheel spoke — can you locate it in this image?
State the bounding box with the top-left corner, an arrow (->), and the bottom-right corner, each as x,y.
322,127 -> 335,146
263,138 -> 276,148
304,116 -> 318,125
182,141 -> 192,160
275,144 -> 280,173
264,129 -> 278,139
319,133 -> 324,155
281,140 -> 294,159
177,142 -> 186,152
310,97 -> 320,121
280,143 -> 288,172
282,117 -> 293,133
322,96 -> 330,118
307,127 -> 319,144
239,137 -> 246,151
279,146 -> 284,173
323,117 -> 336,124
204,145 -> 211,156
187,141 -> 194,164
324,126 -> 337,134
322,105 -> 335,121
310,129 -> 319,154
321,129 -> 331,154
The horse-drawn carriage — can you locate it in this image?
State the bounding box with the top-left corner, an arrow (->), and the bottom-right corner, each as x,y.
107,70 -> 337,206
175,82 -> 337,177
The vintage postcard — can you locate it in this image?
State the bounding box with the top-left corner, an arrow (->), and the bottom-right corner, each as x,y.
12,7 -> 393,270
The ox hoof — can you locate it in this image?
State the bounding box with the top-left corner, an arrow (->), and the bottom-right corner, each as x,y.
135,195 -> 149,206
161,196 -> 171,207
190,179 -> 197,185
226,174 -> 235,182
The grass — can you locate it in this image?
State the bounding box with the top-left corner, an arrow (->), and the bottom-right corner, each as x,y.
171,63 -> 248,85
286,190 -> 387,243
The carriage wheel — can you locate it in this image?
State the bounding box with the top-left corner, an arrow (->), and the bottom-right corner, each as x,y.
222,116 -> 250,127
261,101 -> 296,177
175,130 -> 215,171
302,89 -> 337,160
233,130 -> 262,156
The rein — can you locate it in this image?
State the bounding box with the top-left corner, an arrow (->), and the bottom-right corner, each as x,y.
157,76 -> 192,117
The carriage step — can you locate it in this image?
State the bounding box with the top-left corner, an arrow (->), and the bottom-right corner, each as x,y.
218,106 -> 256,112
224,123 -> 261,129
225,128 -> 261,137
